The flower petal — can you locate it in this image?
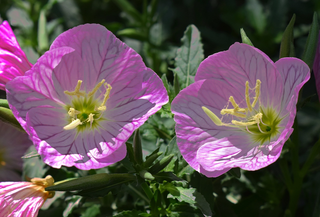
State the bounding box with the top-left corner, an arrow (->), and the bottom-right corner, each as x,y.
50,24 -> 146,91
0,21 -> 32,90
172,79 -> 249,172
195,43 -> 284,111
6,47 -> 74,130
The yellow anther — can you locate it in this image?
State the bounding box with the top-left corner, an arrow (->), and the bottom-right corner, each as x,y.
88,79 -> 105,97
229,96 -> 239,110
251,79 -> 261,108
68,108 -> 80,119
231,120 -> 257,126
202,106 -> 223,126
64,80 -> 85,97
245,81 -> 253,112
63,119 -> 82,130
99,83 -> 112,110
87,113 -> 95,128
220,109 -> 247,118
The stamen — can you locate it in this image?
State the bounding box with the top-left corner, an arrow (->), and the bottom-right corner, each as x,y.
256,122 -> 266,134
202,106 -> 223,126
88,79 -> 105,97
63,119 -> 82,130
64,80 -> 85,97
68,108 -> 80,119
87,113 -> 95,128
251,79 -> 261,108
220,109 -> 247,118
245,81 -> 253,112
97,83 -> 112,111
231,119 -> 256,126
229,96 -> 239,110
246,126 -> 254,134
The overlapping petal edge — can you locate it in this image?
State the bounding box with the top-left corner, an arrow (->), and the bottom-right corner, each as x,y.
6,24 -> 168,170
171,42 -> 310,177
0,20 -> 32,90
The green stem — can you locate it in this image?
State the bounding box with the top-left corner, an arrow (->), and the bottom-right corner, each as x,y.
128,184 -> 149,203
140,181 -> 153,201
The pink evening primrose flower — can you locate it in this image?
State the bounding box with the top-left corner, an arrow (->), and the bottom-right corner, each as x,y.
0,120 -> 32,181
171,43 -> 310,177
0,175 -> 55,216
0,20 -> 32,90
6,24 -> 168,170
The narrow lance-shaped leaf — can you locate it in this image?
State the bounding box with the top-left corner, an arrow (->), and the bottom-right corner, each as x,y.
279,14 -> 296,58
302,12 -> 319,70
168,186 -> 213,217
112,0 -> 143,24
38,9 -> 49,52
240,28 -> 254,46
133,129 -> 143,165
174,25 -> 204,89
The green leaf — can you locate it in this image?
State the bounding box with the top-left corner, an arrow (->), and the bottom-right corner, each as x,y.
240,28 -> 254,46
148,154 -> 174,174
174,25 -> 204,89
279,14 -> 296,58
140,170 -> 155,180
63,196 -> 82,217
0,107 -> 24,131
143,149 -> 162,169
302,12 -> 319,70
46,173 -> 136,192
133,129 -> 143,165
117,28 -> 147,41
168,187 -> 212,217
246,0 -> 266,34
0,99 -> 10,109
153,172 -> 185,182
81,204 -> 100,217
113,0 -> 143,24
38,9 -> 49,52
227,167 -> 241,178
114,210 -> 150,217
161,74 -> 175,103
125,142 -> 137,166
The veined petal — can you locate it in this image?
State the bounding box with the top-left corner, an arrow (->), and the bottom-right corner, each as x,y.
195,43 -> 284,111
8,24 -> 168,170
6,47 -> 75,130
50,24 -> 146,91
275,57 -> 310,130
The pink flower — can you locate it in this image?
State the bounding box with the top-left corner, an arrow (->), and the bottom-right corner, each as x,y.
6,24 -> 168,170
0,20 -> 32,90
0,120 -> 32,181
0,175 -> 55,216
171,43 -> 310,177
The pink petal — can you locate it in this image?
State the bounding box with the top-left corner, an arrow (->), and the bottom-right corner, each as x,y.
50,24 -> 146,92
195,43 -> 284,112
0,21 -> 32,90
6,47 -> 74,130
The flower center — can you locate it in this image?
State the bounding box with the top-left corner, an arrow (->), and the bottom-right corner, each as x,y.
63,79 -> 112,132
202,79 -> 281,144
